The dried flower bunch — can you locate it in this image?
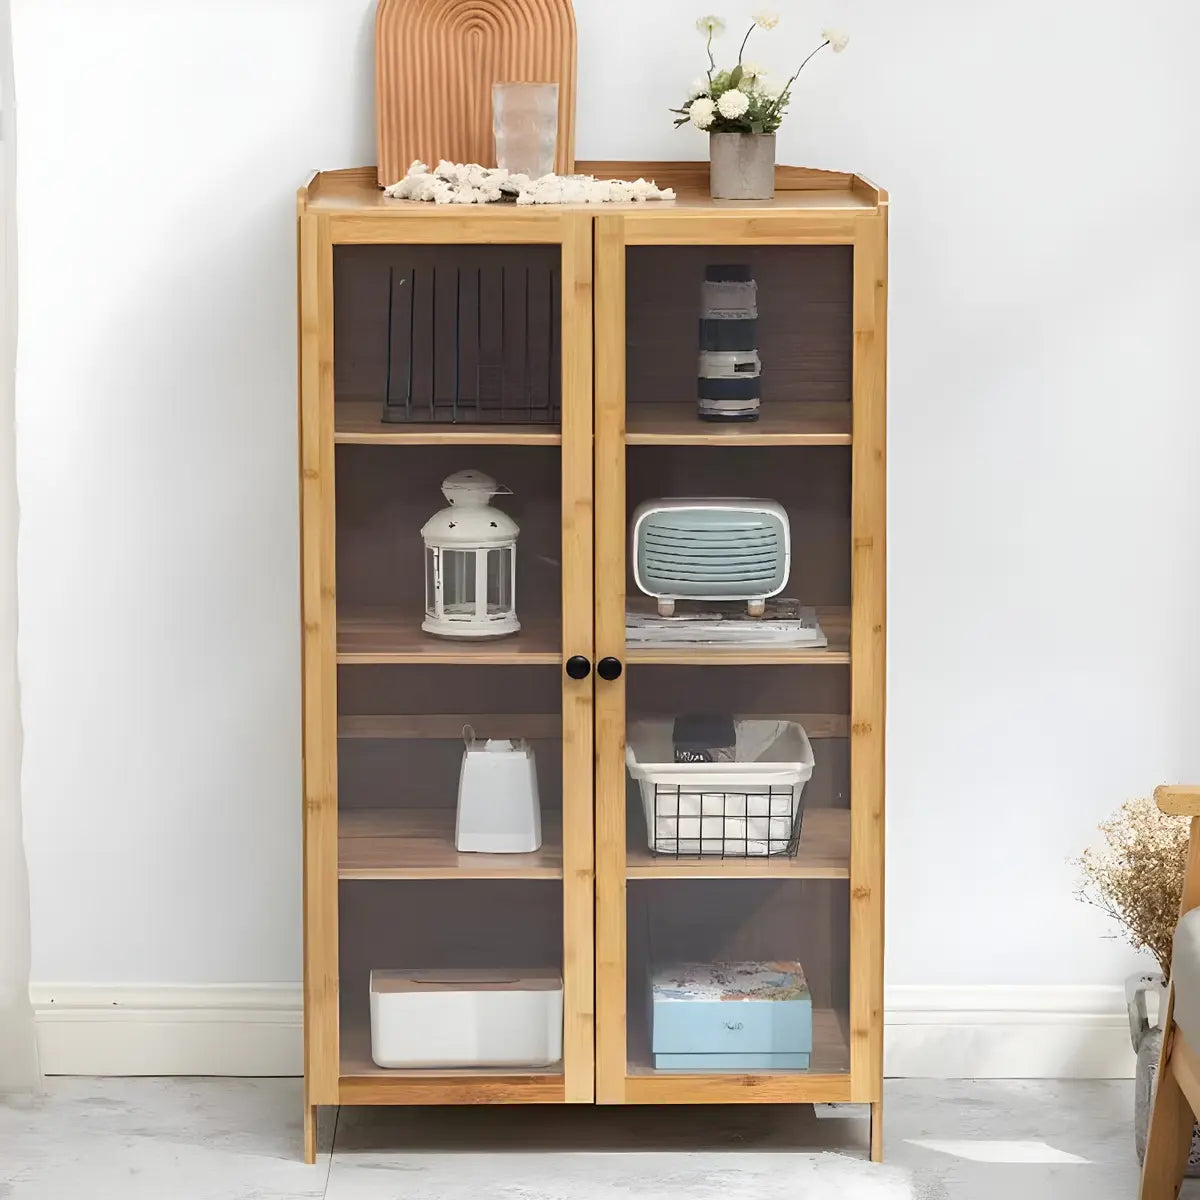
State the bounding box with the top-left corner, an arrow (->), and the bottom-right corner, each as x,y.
672,10 -> 848,136
1075,796 -> 1189,976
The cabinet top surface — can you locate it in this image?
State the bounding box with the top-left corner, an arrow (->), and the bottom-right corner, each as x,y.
299,162 -> 886,217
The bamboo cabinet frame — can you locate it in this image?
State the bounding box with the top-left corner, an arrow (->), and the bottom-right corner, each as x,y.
298,165 -> 887,1163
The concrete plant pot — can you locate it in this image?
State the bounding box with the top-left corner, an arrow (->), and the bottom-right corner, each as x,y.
709,132 -> 776,200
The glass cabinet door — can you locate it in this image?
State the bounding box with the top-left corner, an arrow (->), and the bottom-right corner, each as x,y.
592,208 -> 886,1115
300,209 -> 595,1116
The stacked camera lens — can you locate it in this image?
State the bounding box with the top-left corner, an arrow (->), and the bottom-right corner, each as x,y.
697,264 -> 760,422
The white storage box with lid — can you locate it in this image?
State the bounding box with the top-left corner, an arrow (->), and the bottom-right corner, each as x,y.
626,718 -> 814,856
369,968 -> 563,1069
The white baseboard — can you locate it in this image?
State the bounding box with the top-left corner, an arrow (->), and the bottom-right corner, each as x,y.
885,984 -> 1135,1079
29,982 -> 1136,1080
30,984 -> 303,1077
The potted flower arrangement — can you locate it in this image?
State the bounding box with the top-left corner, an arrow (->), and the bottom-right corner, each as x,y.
673,11 -> 849,200
1075,796 -> 1200,1171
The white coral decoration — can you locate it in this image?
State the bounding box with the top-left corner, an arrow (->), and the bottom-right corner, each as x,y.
716,88 -> 750,119
696,14 -> 725,35
688,96 -> 716,129
822,27 -> 850,52
384,161 -> 675,206
752,8 -> 780,29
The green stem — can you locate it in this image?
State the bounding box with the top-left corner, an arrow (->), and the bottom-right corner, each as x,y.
736,21 -> 755,65
706,29 -> 716,79
762,39 -> 830,123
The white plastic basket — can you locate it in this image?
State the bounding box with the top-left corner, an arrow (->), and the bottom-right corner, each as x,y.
626,719 -> 815,857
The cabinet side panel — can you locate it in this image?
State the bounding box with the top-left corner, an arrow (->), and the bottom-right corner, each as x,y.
593,215 -> 628,1103
300,212 -> 340,1104
561,215 -> 596,1102
849,210 -> 887,1105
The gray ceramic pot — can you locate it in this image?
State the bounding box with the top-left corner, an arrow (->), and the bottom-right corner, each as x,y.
709,133 -> 776,200
1130,972 -> 1200,1173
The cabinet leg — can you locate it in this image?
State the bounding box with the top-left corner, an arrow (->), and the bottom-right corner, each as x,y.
869,1101 -> 883,1162
304,1104 -> 318,1164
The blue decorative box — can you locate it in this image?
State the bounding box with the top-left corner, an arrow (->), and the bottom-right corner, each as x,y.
650,961 -> 812,1070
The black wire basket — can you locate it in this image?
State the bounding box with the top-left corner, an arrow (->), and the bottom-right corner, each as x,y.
628,718 -> 814,860
648,782 -> 805,859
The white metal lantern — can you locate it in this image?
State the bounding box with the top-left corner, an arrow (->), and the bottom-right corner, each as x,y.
421,470 -> 520,639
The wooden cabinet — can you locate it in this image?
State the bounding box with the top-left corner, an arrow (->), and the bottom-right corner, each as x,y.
297,162 -> 887,1162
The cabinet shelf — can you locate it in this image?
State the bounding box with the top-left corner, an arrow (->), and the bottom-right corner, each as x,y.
626,808 -> 848,879
626,607 -> 850,666
339,712 -> 842,741
339,808 -> 562,880
626,401 -> 851,446
335,399 -> 562,446
339,1004 -> 565,1105
338,713 -> 562,740
337,608 -> 561,665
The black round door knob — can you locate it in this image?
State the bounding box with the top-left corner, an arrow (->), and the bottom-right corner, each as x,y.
597,657 -> 623,681
565,655 -> 591,680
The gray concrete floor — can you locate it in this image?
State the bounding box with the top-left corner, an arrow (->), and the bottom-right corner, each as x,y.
1,1076 -> 1196,1198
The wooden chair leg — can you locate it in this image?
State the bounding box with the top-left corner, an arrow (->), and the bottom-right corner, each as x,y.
1141,1033 -> 1193,1200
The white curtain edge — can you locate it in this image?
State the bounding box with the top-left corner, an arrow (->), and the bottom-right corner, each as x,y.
0,0 -> 40,1094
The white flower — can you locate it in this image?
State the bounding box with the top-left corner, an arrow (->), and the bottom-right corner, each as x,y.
822,27 -> 850,52
687,76 -> 710,99
757,77 -> 784,100
740,59 -> 764,80
752,8 -> 780,29
716,88 -> 750,118
696,14 -> 726,36
688,96 -> 716,129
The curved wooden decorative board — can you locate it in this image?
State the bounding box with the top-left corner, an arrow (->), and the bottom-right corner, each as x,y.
376,0 -> 577,188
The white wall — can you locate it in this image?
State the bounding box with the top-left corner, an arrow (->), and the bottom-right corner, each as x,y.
11,0 -> 1200,1036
